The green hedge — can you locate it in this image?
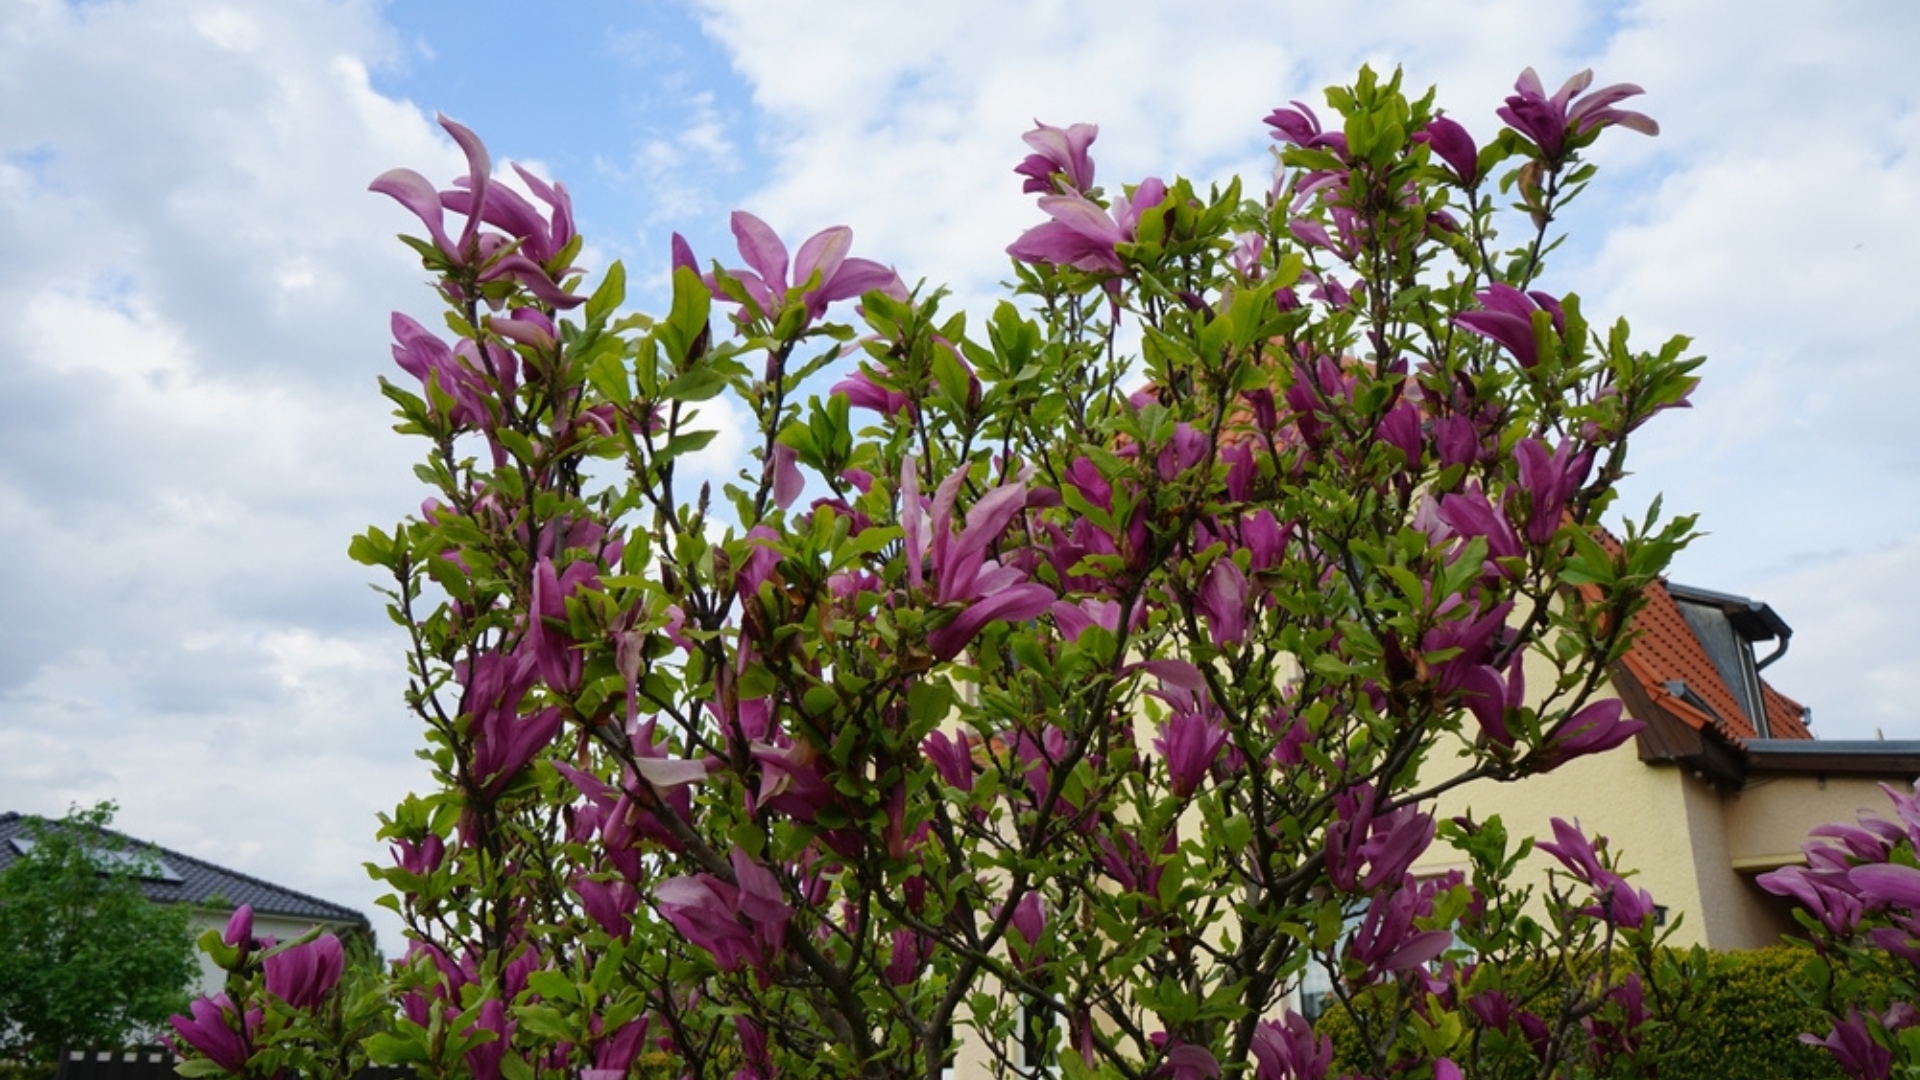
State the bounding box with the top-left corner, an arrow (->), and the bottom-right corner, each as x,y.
1314,946 -> 1866,1080
1657,945 -> 1854,1080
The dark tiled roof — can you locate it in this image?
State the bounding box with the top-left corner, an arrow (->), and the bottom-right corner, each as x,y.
0,812 -> 366,926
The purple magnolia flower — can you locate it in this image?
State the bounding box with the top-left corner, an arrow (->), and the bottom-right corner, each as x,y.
264,933 -> 345,1010
587,1016 -> 650,1079
1539,818 -> 1657,928
1326,785 -> 1436,893
1249,1011 -> 1332,1080
1850,863 -> 1920,910
722,211 -> 906,323
168,996 -> 257,1074
1538,817 -> 1607,881
1197,557 -> 1249,647
904,462 -> 1056,661
389,313 -> 498,429
1007,178 -> 1168,274
1544,698 -> 1645,764
1263,101 -> 1349,156
1008,891 -> 1048,970
460,650 -> 564,795
222,905 -> 254,949
1436,482 -> 1523,566
1348,884 -> 1452,977
1414,116 -> 1479,185
1802,1010 -> 1893,1080
369,116 -> 584,309
923,729 -> 977,792
1015,120 -> 1099,194
1455,283 -> 1565,370
1513,437 -> 1595,544
441,161 -> 575,270
1498,68 -> 1659,162
656,870 -> 770,973
465,999 -> 512,1080
831,365 -> 913,418
525,555 -> 598,694
391,834 -> 445,876
1457,654 -> 1525,748
574,874 -> 640,940
1375,398 -> 1423,467
736,1016 -> 775,1080
1155,708 -> 1229,799
1157,1043 -> 1221,1080
369,114 -> 490,265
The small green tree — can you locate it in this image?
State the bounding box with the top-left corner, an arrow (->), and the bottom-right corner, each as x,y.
0,802 -> 197,1064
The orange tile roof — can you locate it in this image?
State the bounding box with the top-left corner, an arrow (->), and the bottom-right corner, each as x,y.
1616,578 -> 1810,745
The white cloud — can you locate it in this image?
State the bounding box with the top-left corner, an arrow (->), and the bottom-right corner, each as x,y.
0,0 -> 464,951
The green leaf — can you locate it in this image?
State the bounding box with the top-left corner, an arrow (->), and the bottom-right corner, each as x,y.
586,260 -> 626,328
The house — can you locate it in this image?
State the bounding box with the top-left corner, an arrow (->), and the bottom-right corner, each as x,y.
1409,576 -> 1920,951
0,812 -> 372,997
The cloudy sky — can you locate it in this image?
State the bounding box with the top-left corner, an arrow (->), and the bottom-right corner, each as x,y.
2,0 -> 1916,951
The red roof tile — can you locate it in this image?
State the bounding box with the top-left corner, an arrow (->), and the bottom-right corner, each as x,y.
1615,578 -> 1810,744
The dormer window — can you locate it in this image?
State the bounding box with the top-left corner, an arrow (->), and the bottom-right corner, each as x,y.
1666,584 -> 1792,739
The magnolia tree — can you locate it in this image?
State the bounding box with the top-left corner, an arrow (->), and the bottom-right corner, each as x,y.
170,67 -> 1710,1080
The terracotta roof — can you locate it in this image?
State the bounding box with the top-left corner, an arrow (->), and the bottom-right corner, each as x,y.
1762,681 -> 1813,741
1614,578 -> 1809,746
0,812 -> 367,926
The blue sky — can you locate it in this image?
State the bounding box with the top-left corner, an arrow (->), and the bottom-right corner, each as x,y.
3,0 -> 1917,953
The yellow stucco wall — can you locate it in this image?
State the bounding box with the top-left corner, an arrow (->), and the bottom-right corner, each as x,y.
1410,688 -> 1913,951
1411,696 -> 1718,947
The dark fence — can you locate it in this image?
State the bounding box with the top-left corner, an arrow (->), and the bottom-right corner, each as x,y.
55,1049 -> 414,1080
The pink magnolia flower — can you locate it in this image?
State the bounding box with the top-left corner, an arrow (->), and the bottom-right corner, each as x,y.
1498,68 -> 1659,162
1015,120 -> 1099,194
168,995 -> 257,1074
903,461 -> 1056,661
831,365 -> 913,418
369,116 -> 584,309
1007,178 -> 1168,274
722,211 -> 906,323
264,933 -> 345,1010
1758,864 -> 1864,936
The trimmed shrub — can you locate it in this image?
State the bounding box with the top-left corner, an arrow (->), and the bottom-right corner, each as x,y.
1314,945 -> 1872,1080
